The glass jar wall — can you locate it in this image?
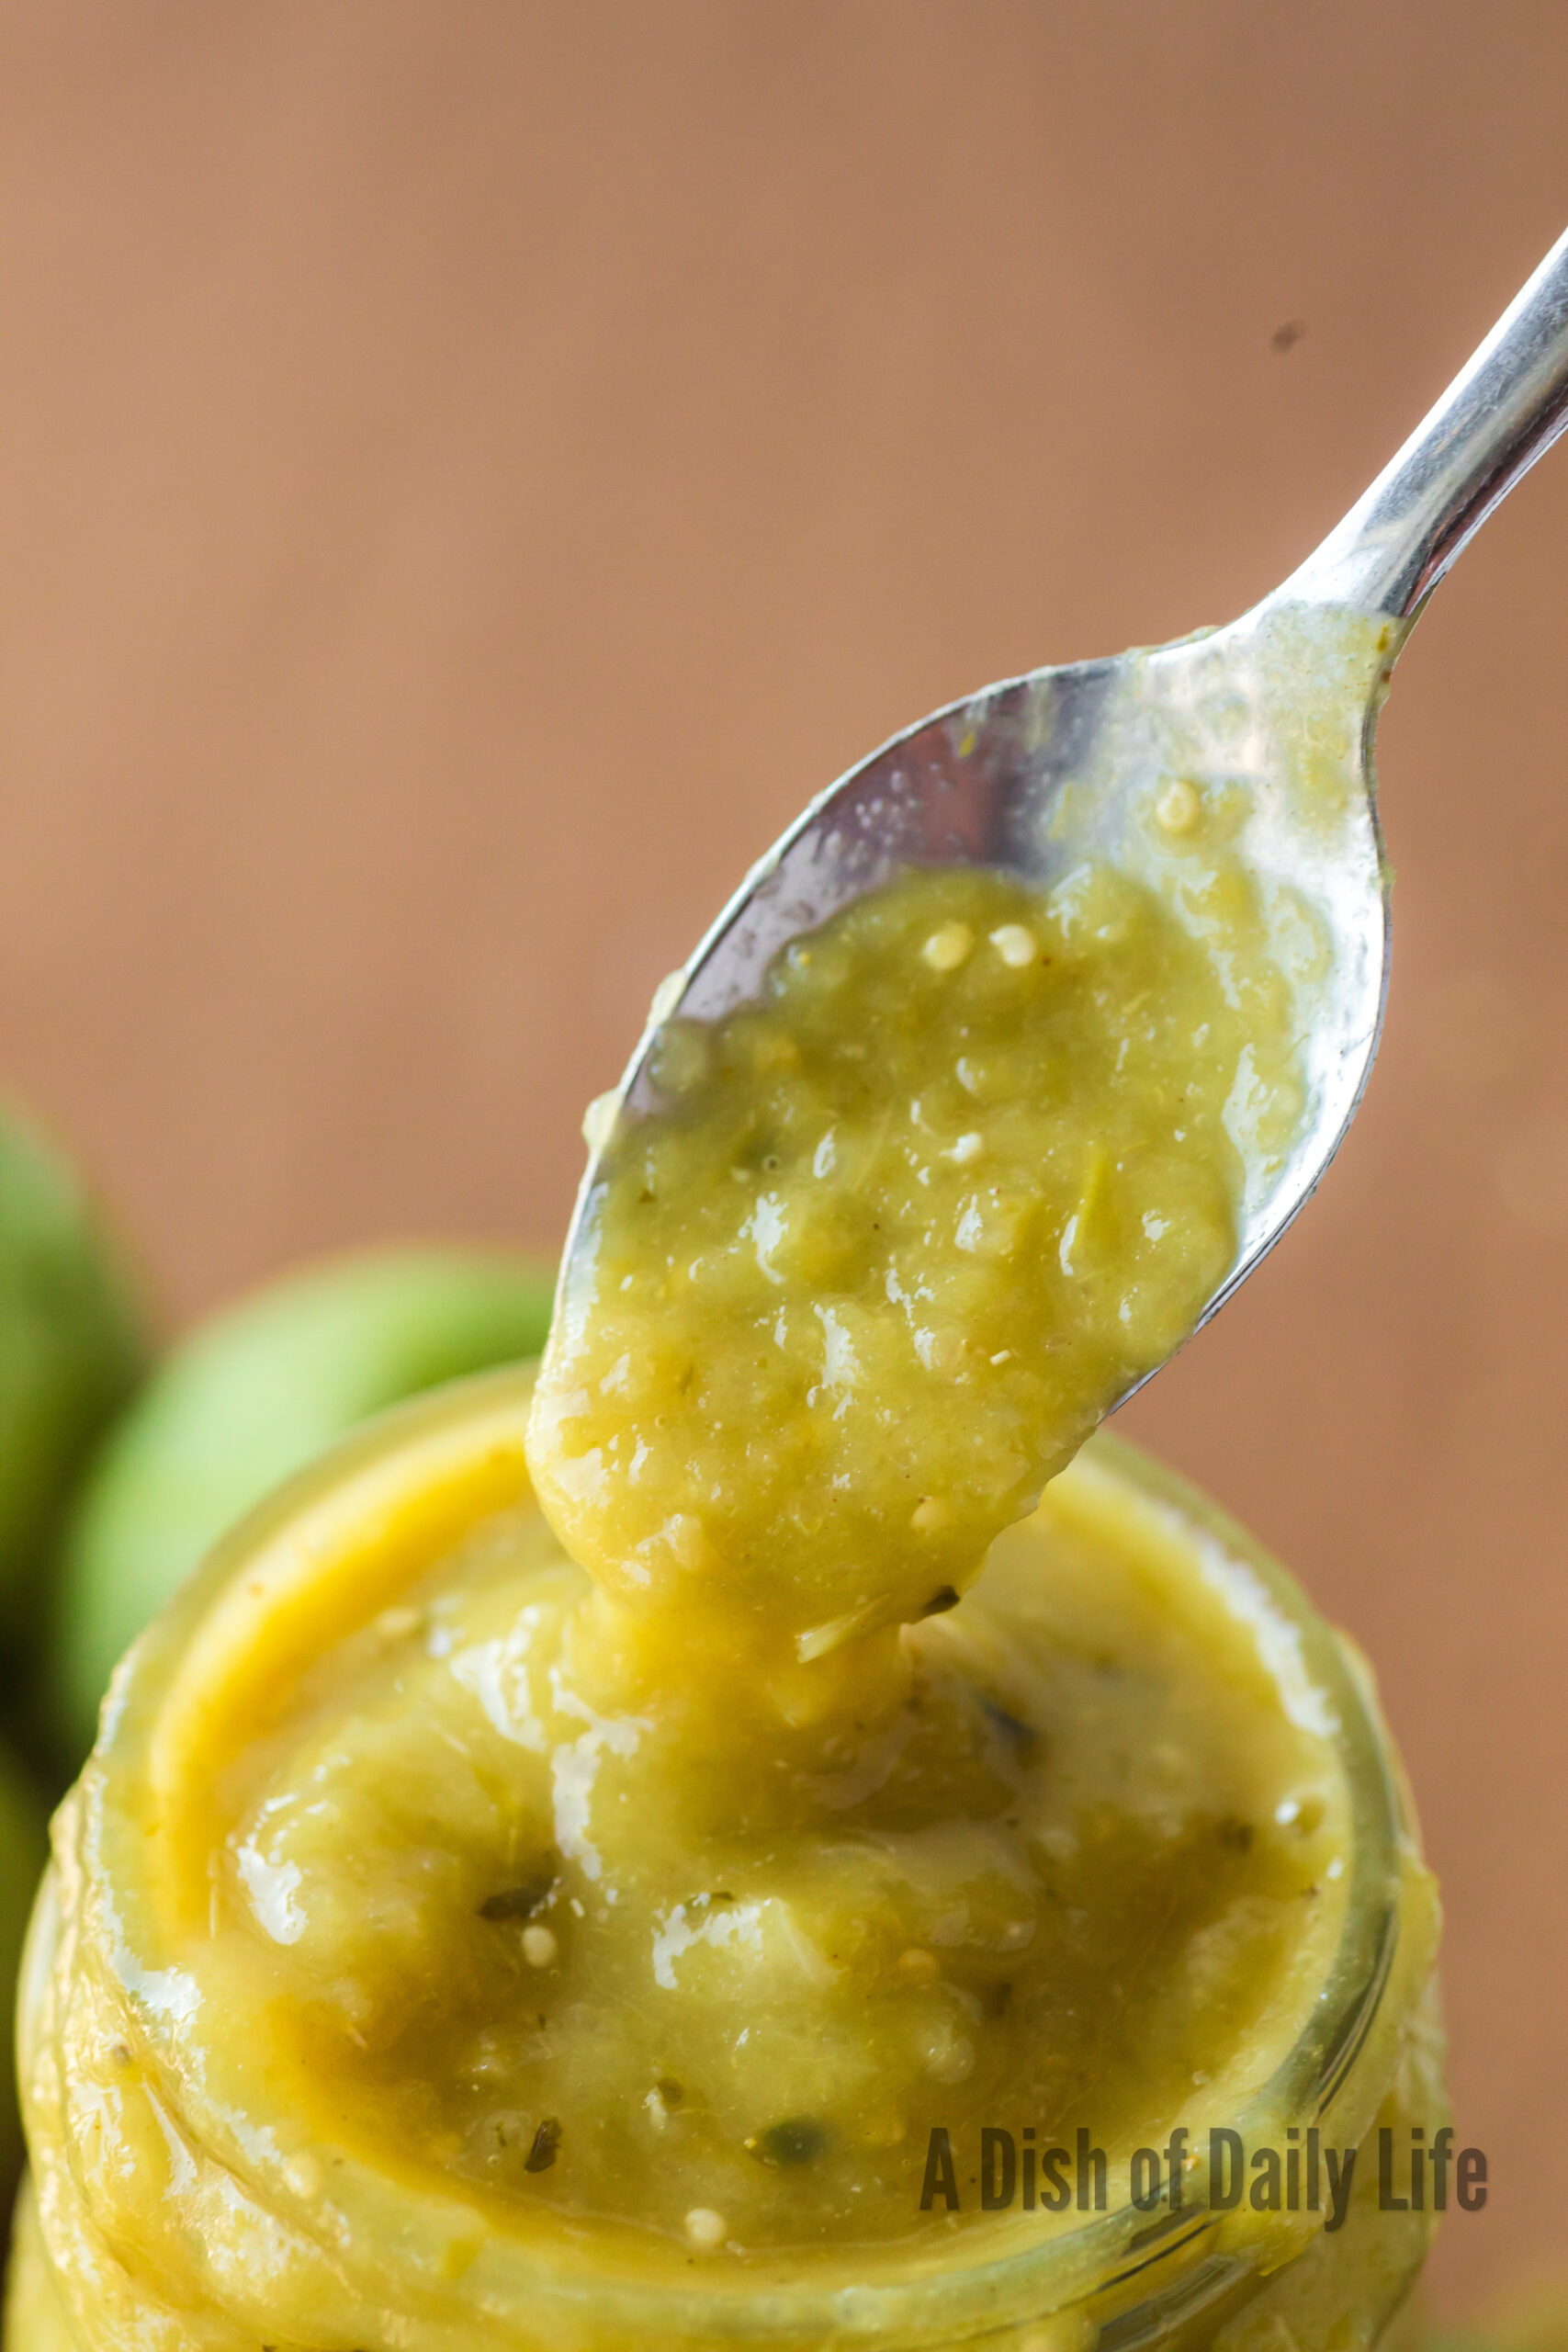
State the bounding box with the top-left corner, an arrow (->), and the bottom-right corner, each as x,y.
6,1372 -> 1443,2350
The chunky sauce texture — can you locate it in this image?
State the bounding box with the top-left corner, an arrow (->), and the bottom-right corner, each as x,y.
185,853 -> 1326,2258
211,1452 -> 1347,2254
529,858 -> 1300,1664
19,838 -> 1443,2352
9,612 -> 1454,2352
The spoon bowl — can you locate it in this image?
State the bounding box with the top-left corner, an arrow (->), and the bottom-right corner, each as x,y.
570,222 -> 1568,1388
638,596 -> 1395,1361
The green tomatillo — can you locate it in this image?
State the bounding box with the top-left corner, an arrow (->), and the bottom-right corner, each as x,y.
50,1246 -> 555,1763
0,1102 -> 147,1645
0,1736 -> 48,2206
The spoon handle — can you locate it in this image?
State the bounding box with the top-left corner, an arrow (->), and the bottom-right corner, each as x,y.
1280,222 -> 1568,619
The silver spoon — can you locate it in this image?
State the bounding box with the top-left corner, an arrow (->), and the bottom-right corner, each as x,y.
569,224 -> 1568,1376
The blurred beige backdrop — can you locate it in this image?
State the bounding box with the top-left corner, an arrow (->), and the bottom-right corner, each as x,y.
6,0 -> 1567,2311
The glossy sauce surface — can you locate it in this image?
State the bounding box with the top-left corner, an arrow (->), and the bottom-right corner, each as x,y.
17,846 -> 1399,2346
529,856 -> 1301,1663
191,853 -> 1327,2256
212,1446 -> 1348,2252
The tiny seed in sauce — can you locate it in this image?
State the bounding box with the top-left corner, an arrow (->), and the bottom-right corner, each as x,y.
684,2206 -> 727,2248
522,1925 -> 559,1969
988,922 -> 1037,967
524,2118 -> 562,2172
921,921 -> 974,972
909,1498 -> 953,1534
897,1947 -> 942,1984
1156,778 -> 1201,834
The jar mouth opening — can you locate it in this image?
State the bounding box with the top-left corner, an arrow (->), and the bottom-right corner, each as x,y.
74,1371 -> 1415,2347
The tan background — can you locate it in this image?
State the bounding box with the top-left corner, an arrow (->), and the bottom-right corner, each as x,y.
5,0 -> 1566,2312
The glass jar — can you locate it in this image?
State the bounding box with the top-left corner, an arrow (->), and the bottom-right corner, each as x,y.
6,1370 -> 1444,2351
